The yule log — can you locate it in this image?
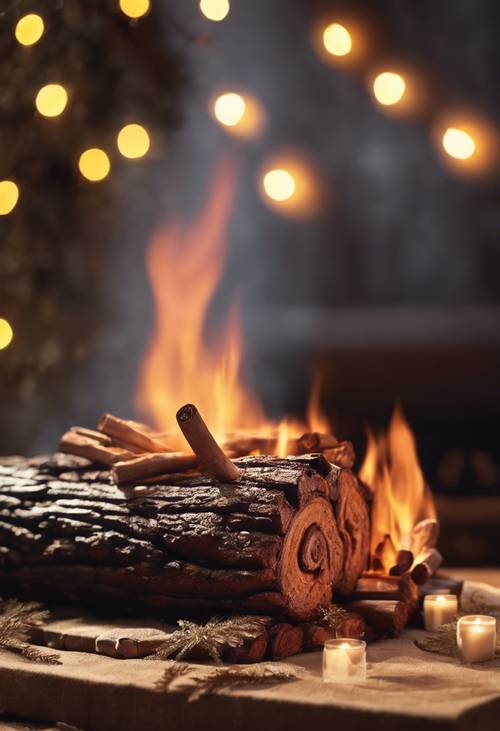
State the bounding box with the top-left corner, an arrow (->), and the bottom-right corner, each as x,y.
0,452 -> 370,621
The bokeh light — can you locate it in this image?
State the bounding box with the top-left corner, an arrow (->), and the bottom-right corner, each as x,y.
0,181 -> 20,216
119,0 -> 150,19
210,90 -> 264,138
15,14 -> 44,46
78,149 -> 111,182
0,319 -> 14,350
117,124 -> 151,159
259,153 -> 323,218
199,0 -> 230,22
263,169 -> 296,202
373,72 -> 406,106
442,128 -> 476,160
35,84 -> 68,118
323,23 -> 352,56
213,93 -> 246,127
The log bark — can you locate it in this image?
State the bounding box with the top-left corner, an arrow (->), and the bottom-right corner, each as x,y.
323,441 -> 356,469
0,453 -> 349,622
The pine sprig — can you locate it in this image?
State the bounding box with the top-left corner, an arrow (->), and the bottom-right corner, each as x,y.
0,598 -> 61,664
318,604 -> 347,633
415,600 -> 500,660
152,615 -> 271,665
155,660 -> 306,701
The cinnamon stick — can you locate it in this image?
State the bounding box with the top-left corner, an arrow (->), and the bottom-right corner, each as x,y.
411,547 -> 443,586
112,452 -> 198,485
221,436 -> 274,457
389,535 -> 414,576
98,413 -> 170,454
70,426 -> 112,446
176,404 -> 241,482
59,431 -> 137,467
297,432 -> 338,453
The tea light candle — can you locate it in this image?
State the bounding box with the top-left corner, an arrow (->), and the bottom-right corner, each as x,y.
424,594 -> 458,632
323,638 -> 366,683
457,615 -> 496,663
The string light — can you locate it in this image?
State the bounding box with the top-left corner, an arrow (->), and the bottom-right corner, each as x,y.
0,181 -> 19,215
117,124 -> 150,159
78,149 -> 111,182
35,84 -> 68,118
119,0 -> 150,19
213,93 -> 246,127
15,14 -> 44,46
199,0 -> 230,22
0,318 -> 14,350
262,169 -> 296,202
442,127 -> 476,160
322,23 -> 352,56
373,72 -> 406,106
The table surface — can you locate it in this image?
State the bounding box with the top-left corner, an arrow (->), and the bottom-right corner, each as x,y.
2,569 -> 500,731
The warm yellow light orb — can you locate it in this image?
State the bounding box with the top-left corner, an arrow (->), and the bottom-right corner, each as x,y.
263,169 -> 296,202
0,318 -> 14,350
117,124 -> 150,159
322,23 -> 352,56
78,149 -> 111,182
199,0 -> 230,22
35,84 -> 68,118
15,14 -> 44,46
213,93 -> 246,127
442,127 -> 476,160
0,181 -> 20,216
373,72 -> 406,106
119,0 -> 150,19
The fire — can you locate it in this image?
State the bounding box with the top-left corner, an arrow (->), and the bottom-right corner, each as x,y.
359,405 -> 436,573
135,153 -> 331,453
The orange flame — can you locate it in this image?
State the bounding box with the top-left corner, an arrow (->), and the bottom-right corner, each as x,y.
359,405 -> 436,573
135,154 -> 331,453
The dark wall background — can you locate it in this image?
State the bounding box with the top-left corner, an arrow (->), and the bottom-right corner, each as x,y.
1,0 -> 499,504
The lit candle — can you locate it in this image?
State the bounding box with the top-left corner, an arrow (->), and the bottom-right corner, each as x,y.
323,638 -> 366,683
457,615 -> 496,663
424,594 -> 458,632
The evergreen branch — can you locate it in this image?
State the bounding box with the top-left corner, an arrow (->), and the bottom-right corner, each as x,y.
0,598 -> 61,665
152,615 -> 271,665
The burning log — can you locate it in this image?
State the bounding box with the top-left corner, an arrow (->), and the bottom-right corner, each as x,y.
112,452 -> 198,485
59,430 -> 137,467
0,454 -> 348,622
389,535 -> 414,576
411,547 -> 443,586
347,600 -> 409,636
411,518 -> 440,558
323,441 -> 356,469
98,413 -> 170,454
176,403 -> 241,482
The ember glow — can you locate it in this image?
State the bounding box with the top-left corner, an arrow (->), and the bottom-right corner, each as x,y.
359,405 -> 437,573
135,154 -> 330,453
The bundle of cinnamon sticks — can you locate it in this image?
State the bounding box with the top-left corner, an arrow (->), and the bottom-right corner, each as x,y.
58,407 -> 355,487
